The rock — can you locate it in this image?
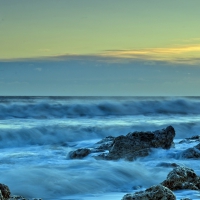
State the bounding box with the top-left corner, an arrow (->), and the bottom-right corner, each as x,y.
94,136 -> 115,151
69,148 -> 91,159
161,166 -> 200,190
105,126 -> 175,160
156,162 -> 179,168
69,126 -> 175,160
179,143 -> 200,159
9,196 -> 27,200
0,183 -> 10,200
179,135 -> 200,144
122,184 -> 176,200
189,135 -> 200,140
9,196 -> 42,200
9,195 -> 42,200
0,191 -> 4,200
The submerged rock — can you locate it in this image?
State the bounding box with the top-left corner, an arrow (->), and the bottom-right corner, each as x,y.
0,183 -> 10,200
9,196 -> 42,200
69,148 -> 91,159
161,166 -> 200,190
179,135 -> 200,144
122,184 -> 176,200
156,162 -> 179,168
179,143 -> 200,159
180,198 -> 192,200
105,126 -> 175,160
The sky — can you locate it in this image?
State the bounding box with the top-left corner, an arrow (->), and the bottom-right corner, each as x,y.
0,0 -> 200,96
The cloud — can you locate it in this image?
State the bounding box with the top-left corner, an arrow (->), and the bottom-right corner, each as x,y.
100,44 -> 200,65
40,44 -> 200,65
1,44 -> 200,65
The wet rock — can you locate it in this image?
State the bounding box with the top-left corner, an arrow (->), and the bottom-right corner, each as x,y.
188,135 -> 200,140
0,191 -> 3,200
94,136 -> 115,151
122,184 -> 176,200
95,148 -> 150,161
106,126 -> 175,160
156,162 -> 179,168
9,196 -> 42,200
69,148 -> 91,159
179,143 -> 200,159
0,183 -> 10,200
180,198 -> 192,200
69,126 -> 175,160
161,166 -> 200,190
179,135 -> 200,144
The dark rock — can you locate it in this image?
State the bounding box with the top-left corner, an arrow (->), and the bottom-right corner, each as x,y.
106,126 -> 175,160
94,136 -> 115,151
161,166 -> 200,190
179,143 -> 200,159
69,148 -> 91,159
9,196 -> 42,200
69,126 -> 175,160
156,162 -> 179,168
180,198 -> 192,200
96,148 -> 150,161
122,184 -> 176,200
179,135 -> 200,144
186,135 -> 200,140
0,183 -> 10,199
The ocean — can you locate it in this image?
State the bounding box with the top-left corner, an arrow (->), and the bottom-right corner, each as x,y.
0,96 -> 200,200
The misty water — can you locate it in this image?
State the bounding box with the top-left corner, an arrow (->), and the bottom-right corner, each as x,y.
0,96 -> 200,199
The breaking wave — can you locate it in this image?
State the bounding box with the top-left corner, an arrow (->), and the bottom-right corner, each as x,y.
0,97 -> 200,119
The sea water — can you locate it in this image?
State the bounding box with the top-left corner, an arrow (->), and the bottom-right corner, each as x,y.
0,96 -> 200,199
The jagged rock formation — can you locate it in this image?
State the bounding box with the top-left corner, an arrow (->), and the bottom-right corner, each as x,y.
69,126 -> 176,160
0,183 -> 10,200
104,125 -> 175,160
0,184 -> 42,200
180,143 -> 200,159
122,166 -> 200,200
122,185 -> 176,200
161,166 -> 200,190
69,148 -> 91,159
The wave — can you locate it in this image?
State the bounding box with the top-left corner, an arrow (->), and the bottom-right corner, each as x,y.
0,122 -> 200,148
0,124 -> 149,148
0,97 -> 200,119
1,160 -> 167,198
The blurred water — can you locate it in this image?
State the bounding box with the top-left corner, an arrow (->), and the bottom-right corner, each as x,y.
0,96 -> 200,199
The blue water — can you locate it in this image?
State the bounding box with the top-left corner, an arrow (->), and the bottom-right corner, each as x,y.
0,96 -> 200,199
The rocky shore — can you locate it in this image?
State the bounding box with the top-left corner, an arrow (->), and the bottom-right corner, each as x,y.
69,125 -> 200,162
1,126 -> 200,200
0,183 -> 42,200
68,125 -> 200,200
123,166 -> 200,200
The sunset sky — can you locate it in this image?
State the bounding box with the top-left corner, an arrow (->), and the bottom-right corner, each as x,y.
0,0 -> 200,96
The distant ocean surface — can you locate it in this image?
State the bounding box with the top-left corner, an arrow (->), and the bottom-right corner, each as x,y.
0,96 -> 200,199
